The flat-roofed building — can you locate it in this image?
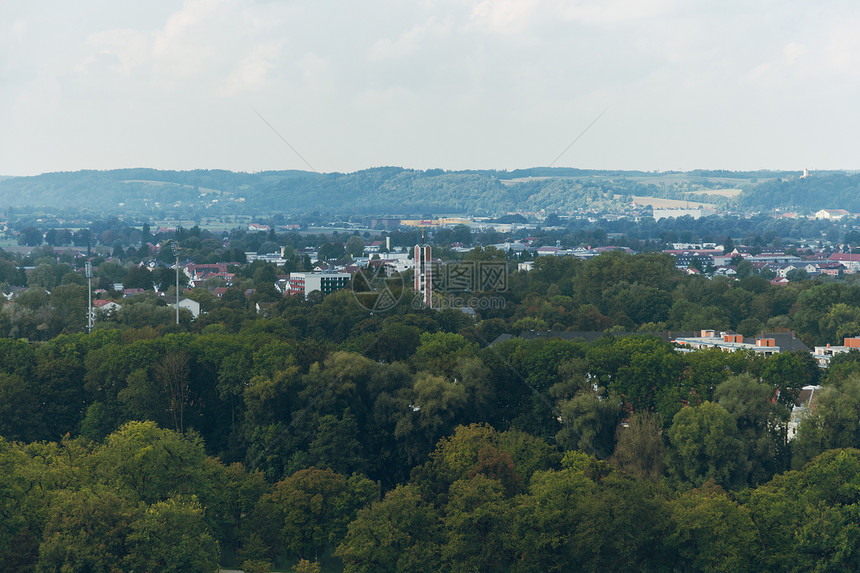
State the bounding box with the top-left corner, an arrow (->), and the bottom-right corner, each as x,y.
673,330 -> 808,357
812,337 -> 860,367
289,270 -> 352,299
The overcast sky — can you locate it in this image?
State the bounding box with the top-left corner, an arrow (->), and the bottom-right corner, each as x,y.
2,0 -> 859,176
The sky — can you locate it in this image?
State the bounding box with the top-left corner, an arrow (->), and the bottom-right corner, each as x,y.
2,0 -> 860,176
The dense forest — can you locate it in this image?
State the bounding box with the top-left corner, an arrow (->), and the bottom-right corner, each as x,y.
2,166 -> 849,217
6,249 -> 860,570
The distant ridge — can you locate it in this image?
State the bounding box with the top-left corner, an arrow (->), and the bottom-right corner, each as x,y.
0,167 -> 853,217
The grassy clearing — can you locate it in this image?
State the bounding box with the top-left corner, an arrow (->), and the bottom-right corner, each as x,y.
122,180 -> 224,195
690,188 -> 743,198
624,195 -> 716,209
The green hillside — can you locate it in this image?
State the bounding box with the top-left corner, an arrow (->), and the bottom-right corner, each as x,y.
2,166 -> 852,217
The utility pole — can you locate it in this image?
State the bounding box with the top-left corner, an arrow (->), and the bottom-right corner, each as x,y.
85,261 -> 93,332
172,241 -> 180,325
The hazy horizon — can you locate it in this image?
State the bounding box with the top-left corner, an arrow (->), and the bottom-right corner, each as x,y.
0,165 -> 823,180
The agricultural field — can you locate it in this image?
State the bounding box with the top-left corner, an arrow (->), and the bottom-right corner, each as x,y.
625,195 -> 717,209
690,188 -> 743,198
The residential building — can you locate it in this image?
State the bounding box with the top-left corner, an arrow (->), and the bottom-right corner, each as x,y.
814,209 -> 850,220
184,263 -> 236,285
93,299 -> 122,314
246,252 -> 286,265
289,270 -> 352,299
828,253 -> 860,273
817,262 -> 846,277
669,251 -> 715,269
748,253 -> 802,265
812,337 -> 860,367
673,330 -> 809,356
177,297 -> 200,319
788,385 -> 821,441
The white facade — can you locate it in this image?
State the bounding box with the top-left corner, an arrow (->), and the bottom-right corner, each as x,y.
289,271 -> 352,299
787,385 -> 821,441
674,330 -> 780,356
178,297 -> 201,319
414,245 -> 432,308
815,209 -> 850,220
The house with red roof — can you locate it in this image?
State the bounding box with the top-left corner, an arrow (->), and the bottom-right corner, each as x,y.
828,253 -> 860,273
93,299 -> 122,313
815,209 -> 851,220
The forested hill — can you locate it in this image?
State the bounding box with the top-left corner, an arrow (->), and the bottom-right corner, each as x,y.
737,171 -> 860,212
0,167 -> 666,215
2,166 -> 856,216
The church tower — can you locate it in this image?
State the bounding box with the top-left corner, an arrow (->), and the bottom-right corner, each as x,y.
414,244 -> 432,308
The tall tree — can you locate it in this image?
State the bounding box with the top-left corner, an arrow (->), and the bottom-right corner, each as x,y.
666,402 -> 747,489
336,485 -> 442,573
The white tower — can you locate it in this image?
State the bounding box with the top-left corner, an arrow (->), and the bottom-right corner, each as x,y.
414,244 -> 432,308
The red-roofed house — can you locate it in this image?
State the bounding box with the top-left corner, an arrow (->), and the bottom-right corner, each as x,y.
817,262 -> 846,277
828,253 -> 860,273
815,209 -> 851,220
93,299 -> 122,313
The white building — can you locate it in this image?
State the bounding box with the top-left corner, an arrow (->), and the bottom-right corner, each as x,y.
178,297 -> 201,319
814,209 -> 850,220
828,253 -> 860,273
246,252 -> 287,265
383,259 -> 414,276
289,270 -> 352,299
414,244 -> 432,308
673,330 -> 809,357
788,385 -> 821,441
812,338 -> 860,367
93,299 -> 122,314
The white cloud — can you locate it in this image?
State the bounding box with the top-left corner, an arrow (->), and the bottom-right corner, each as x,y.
4,0 -> 860,175
555,0 -> 676,25
823,22 -> 860,72
297,52 -> 334,94
219,41 -> 283,97
82,29 -> 151,76
471,0 -> 540,34
11,20 -> 28,42
368,19 -> 452,61
747,41 -> 810,85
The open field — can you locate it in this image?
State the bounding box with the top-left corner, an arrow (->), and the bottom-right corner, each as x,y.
499,176 -> 554,186
690,188 -> 743,198
622,195 -> 717,209
500,173 -> 775,188
624,175 -> 777,185
122,180 -> 224,195
150,217 -> 254,233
